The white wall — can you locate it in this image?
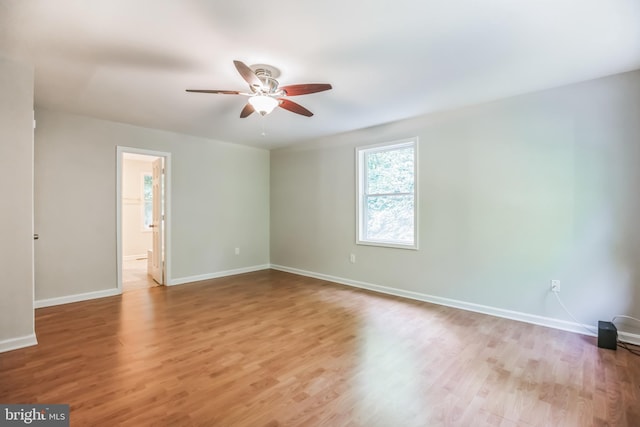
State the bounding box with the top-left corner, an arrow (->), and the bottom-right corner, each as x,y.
0,57 -> 35,350
34,109 -> 270,300
122,158 -> 153,259
271,70 -> 640,334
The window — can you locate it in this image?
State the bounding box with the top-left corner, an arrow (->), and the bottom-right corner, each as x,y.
142,173 -> 153,230
357,138 -> 418,249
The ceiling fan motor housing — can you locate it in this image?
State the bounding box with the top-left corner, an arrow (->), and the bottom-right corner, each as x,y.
252,67 -> 280,94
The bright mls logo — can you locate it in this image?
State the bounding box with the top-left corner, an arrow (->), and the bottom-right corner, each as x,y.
0,405 -> 69,426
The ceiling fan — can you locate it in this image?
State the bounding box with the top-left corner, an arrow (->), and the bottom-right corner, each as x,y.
186,60 -> 332,118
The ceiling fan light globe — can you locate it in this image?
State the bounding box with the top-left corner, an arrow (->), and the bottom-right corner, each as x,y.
249,95 -> 279,116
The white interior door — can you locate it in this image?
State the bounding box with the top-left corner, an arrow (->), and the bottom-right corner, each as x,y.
150,157 -> 164,284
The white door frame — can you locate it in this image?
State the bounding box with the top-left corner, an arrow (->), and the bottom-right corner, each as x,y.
116,146 -> 172,292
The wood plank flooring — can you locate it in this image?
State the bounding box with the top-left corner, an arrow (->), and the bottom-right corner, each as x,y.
122,258 -> 159,292
1,270 -> 639,426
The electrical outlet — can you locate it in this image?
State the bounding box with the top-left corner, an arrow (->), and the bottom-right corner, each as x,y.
235,247 -> 240,255
349,253 -> 356,264
551,279 -> 560,293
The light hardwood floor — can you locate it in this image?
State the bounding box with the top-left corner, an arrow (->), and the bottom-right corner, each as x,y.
1,270 -> 638,426
122,258 -> 159,292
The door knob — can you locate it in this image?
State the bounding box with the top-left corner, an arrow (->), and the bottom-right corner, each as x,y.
34,234 -> 39,240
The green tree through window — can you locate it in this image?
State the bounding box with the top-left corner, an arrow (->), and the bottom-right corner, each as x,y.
143,174 -> 153,229
357,139 -> 417,248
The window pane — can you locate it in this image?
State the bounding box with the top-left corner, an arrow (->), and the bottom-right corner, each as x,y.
365,195 -> 414,243
366,147 -> 414,194
144,202 -> 153,229
143,175 -> 153,202
357,138 -> 417,249
142,174 -> 153,229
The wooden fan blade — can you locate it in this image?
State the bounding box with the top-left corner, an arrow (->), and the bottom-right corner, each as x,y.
280,83 -> 332,96
186,89 -> 241,95
278,99 -> 313,117
240,103 -> 255,118
233,60 -> 262,88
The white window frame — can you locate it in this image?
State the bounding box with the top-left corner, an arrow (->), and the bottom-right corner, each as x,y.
356,137 -> 418,250
141,172 -> 153,232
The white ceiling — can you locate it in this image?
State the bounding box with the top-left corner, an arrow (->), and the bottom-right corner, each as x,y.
1,0 -> 639,149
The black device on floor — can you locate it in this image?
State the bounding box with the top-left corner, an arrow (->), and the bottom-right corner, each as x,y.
597,321 -> 617,350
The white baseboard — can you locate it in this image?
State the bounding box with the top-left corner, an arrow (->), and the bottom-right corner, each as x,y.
168,264 -> 270,286
35,288 -> 121,308
123,254 -> 147,261
270,264 -> 607,340
34,264 -> 270,306
0,333 -> 37,353
20,265 -> 640,351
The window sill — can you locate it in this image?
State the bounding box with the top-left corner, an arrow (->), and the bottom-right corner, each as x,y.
356,240 -> 418,250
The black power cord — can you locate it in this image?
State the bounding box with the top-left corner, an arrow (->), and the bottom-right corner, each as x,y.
618,340 -> 640,356
611,316 -> 640,357
551,294 -> 640,356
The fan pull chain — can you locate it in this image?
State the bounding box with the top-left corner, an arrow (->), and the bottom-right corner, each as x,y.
261,115 -> 267,137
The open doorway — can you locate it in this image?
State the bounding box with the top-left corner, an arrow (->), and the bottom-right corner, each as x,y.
117,147 -> 171,293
